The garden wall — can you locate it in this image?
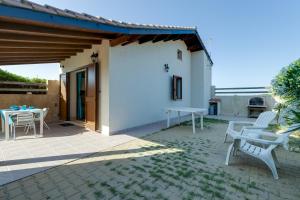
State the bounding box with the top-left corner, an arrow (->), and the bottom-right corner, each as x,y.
215,94 -> 277,117
0,80 -> 59,123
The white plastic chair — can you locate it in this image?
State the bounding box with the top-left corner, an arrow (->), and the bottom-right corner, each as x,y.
224,111 -> 276,143
34,108 -> 50,129
225,124 -> 300,179
11,112 -> 36,140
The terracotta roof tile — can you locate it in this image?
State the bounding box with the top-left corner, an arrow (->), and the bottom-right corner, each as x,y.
0,0 -> 196,31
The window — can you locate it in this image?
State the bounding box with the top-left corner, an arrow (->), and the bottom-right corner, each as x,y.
172,75 -> 182,100
177,49 -> 182,60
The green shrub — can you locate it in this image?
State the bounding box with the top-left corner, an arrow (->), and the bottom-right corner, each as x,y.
271,59 -> 300,104
0,69 -> 46,83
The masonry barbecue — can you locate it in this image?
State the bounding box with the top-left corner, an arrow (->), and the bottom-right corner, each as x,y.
247,97 -> 267,118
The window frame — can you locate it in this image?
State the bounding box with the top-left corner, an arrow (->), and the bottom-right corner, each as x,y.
172,75 -> 182,100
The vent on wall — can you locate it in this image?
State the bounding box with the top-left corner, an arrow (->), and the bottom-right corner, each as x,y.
177,49 -> 182,60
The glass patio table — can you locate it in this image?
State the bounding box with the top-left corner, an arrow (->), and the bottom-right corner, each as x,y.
0,108 -> 44,140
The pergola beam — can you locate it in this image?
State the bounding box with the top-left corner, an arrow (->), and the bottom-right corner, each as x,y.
0,20 -> 118,40
0,53 -> 76,57
0,41 -> 92,49
0,60 -> 61,65
0,48 -> 83,53
0,32 -> 102,44
0,56 -> 69,62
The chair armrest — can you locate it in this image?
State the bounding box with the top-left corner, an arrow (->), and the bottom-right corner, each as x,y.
230,121 -> 255,126
241,126 -> 266,130
241,126 -> 268,135
236,135 -> 281,145
243,129 -> 279,137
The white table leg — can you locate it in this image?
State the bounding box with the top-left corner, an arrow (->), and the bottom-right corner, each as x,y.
192,112 -> 195,134
5,113 -> 9,140
177,111 -> 181,125
40,111 -> 44,137
200,114 -> 204,130
167,110 -> 170,128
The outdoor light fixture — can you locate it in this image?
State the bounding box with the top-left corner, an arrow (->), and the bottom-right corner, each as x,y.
91,52 -> 99,63
164,64 -> 169,72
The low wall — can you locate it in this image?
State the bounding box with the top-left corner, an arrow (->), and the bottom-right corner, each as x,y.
216,94 -> 277,117
0,80 -> 59,122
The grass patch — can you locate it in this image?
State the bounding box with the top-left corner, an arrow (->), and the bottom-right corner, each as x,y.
176,169 -> 194,178
94,191 -> 103,198
131,165 -> 146,172
104,161 -> 112,166
231,183 -> 247,193
86,180 -> 95,188
248,181 -> 260,190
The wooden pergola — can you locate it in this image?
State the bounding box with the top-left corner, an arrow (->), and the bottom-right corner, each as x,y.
0,0 -> 213,66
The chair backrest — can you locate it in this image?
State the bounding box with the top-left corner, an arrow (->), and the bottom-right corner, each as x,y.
42,108 -> 49,119
253,111 -> 276,128
16,112 -> 34,126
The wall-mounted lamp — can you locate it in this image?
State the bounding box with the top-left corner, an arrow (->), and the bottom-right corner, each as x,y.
164,64 -> 169,72
91,52 -> 99,63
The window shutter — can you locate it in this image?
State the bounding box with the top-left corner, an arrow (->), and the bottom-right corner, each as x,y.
172,75 -> 177,100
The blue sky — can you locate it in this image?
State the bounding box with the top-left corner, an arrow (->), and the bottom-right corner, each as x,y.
1,0 -> 300,87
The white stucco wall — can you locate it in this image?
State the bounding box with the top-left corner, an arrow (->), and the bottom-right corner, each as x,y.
191,51 -> 212,109
108,41 -> 194,133
60,41 -> 110,134
60,40 -> 212,135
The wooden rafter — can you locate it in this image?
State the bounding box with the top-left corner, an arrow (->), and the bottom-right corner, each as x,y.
188,44 -> 201,51
152,35 -> 167,43
0,20 -> 118,40
0,56 -> 69,62
172,34 -> 181,41
163,35 -> 177,42
0,32 -> 102,44
0,41 -> 92,49
110,35 -> 131,47
139,35 -> 156,44
0,48 -> 83,53
0,53 -> 76,57
121,35 -> 141,46
0,60 -> 61,65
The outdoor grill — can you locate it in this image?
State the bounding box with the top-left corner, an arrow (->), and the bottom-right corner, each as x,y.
247,97 -> 267,118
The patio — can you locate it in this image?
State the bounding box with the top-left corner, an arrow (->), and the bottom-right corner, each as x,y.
0,122 -> 159,186
0,120 -> 299,200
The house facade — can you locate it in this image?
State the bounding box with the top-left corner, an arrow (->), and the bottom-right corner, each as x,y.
0,0 -> 213,136
61,40 -> 212,135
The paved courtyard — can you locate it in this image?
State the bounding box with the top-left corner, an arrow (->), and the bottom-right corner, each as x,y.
0,122 -> 157,186
0,120 -> 300,200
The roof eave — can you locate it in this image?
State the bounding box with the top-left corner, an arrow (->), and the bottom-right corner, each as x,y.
0,3 -> 213,64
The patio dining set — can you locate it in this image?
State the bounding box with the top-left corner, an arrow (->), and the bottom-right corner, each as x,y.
0,106 -> 49,140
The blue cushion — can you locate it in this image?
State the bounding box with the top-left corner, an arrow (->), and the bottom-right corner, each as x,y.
9,105 -> 19,110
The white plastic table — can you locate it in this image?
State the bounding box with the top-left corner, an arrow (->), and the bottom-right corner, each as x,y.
1,109 -> 44,140
165,107 -> 207,134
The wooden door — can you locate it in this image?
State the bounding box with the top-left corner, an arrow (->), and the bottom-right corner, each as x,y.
85,63 -> 98,131
59,73 -> 70,121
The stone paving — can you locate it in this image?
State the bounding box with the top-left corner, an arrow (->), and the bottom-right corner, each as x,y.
0,122 -> 157,185
0,120 -> 300,200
